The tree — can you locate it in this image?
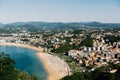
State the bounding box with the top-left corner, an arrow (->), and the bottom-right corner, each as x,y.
61,64 -> 120,80
19,71 -> 38,80
0,52 -> 38,80
0,52 -> 19,80
80,35 -> 93,47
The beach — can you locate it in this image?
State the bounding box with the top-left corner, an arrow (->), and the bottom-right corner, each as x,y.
0,42 -> 71,80
0,43 -> 44,52
37,52 -> 71,80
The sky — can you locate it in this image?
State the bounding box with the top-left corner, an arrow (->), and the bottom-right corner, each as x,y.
0,0 -> 120,23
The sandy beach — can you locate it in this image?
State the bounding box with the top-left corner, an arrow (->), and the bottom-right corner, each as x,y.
0,42 -> 71,80
0,42 -> 44,52
37,52 -> 71,80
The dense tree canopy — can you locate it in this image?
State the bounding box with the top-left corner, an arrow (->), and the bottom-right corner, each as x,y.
61,64 -> 120,80
80,35 -> 93,47
0,52 -> 38,80
104,35 -> 120,44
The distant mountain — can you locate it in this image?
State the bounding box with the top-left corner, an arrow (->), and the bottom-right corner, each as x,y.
8,22 -> 26,26
83,21 -> 102,26
0,21 -> 120,32
27,22 -> 49,27
0,23 -> 4,27
84,21 -> 120,28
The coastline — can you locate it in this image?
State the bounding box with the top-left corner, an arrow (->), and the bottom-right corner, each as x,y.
37,52 -> 59,80
0,42 -> 44,52
0,42 -> 70,80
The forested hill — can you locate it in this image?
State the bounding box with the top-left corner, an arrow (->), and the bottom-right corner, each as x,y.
0,22 -> 120,32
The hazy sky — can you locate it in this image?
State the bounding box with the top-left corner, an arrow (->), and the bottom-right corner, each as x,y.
0,0 -> 120,23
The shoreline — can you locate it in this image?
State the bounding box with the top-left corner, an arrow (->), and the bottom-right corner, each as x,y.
0,42 -> 44,52
37,52 -> 59,80
0,42 -> 70,80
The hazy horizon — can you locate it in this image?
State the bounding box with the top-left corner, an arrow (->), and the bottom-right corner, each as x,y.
1,21 -> 120,24
0,0 -> 120,23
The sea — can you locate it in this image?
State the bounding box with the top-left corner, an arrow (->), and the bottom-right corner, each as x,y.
0,46 -> 47,80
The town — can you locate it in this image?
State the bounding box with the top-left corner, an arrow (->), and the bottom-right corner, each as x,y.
1,0 -> 120,80
0,27 -> 120,73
